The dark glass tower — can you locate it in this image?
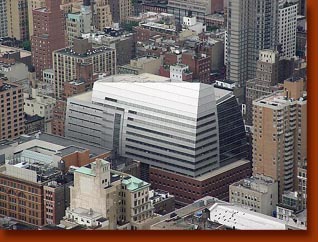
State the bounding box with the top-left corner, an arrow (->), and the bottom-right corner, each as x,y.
217,95 -> 248,166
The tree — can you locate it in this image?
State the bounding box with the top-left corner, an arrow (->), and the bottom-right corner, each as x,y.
206,25 -> 220,32
22,40 -> 31,51
122,21 -> 139,32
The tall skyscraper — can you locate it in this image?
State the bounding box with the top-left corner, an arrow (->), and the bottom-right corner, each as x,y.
31,0 -> 66,80
252,77 -> 306,200
226,0 -> 278,89
0,0 -> 8,38
278,0 -> 298,58
6,0 -> 29,40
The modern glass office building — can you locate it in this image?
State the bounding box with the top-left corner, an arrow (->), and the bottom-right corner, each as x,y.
65,74 -> 247,179
66,74 -> 220,178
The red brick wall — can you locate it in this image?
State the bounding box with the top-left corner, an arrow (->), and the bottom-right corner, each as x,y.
51,100 -> 67,137
0,175 -> 44,226
159,66 -> 170,78
181,53 -> 211,83
149,162 -> 252,205
163,52 -> 178,66
31,0 -> 66,79
89,152 -> 111,163
211,0 -> 224,13
61,150 -> 91,171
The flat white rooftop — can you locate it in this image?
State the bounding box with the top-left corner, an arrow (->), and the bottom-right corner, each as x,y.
0,45 -> 31,58
214,86 -> 232,103
209,203 -> 287,230
98,73 -> 171,83
71,90 -> 92,102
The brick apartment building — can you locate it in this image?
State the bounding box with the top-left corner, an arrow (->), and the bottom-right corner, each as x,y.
0,133 -> 111,226
133,23 -> 179,43
52,62 -> 98,137
6,0 -> 29,41
252,78 -> 307,200
0,80 -> 24,140
160,51 -> 211,83
53,37 -> 116,99
182,52 -> 210,83
0,173 -> 45,226
31,0 -> 66,80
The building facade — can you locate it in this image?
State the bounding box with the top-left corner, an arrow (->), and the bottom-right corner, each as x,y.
109,0 -> 133,24
0,169 -> 45,226
0,150 -> 64,226
245,50 -> 282,125
24,114 -> 45,134
67,159 -> 153,229
52,62 -> 97,137
216,91 -> 247,167
118,57 -> 162,75
53,38 -> 116,99
167,0 -> 223,23
6,0 -> 29,41
66,3 -> 92,46
252,78 -> 307,200
31,0 -> 66,80
24,88 -> 56,133
229,175 -> 278,216
28,0 -> 84,38
94,0 -> 113,31
226,0 -> 279,89
65,73 -> 250,205
0,80 -> 24,140
66,75 -> 220,178
297,166 -> 306,209
278,1 -> 297,58
149,159 -> 251,205
0,0 -> 8,38
27,0 -> 46,38
276,191 -> 305,227
39,69 -> 55,97
245,79 -> 282,126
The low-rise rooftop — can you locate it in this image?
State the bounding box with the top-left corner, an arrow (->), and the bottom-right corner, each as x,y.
25,114 -> 44,124
254,91 -> 307,109
230,175 -> 276,193
196,160 -> 250,182
121,176 -> 150,192
0,81 -> 18,92
56,45 -> 114,58
97,73 -> 171,83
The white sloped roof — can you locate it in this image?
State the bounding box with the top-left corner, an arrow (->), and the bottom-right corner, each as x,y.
92,75 -> 216,118
209,203 -> 287,230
